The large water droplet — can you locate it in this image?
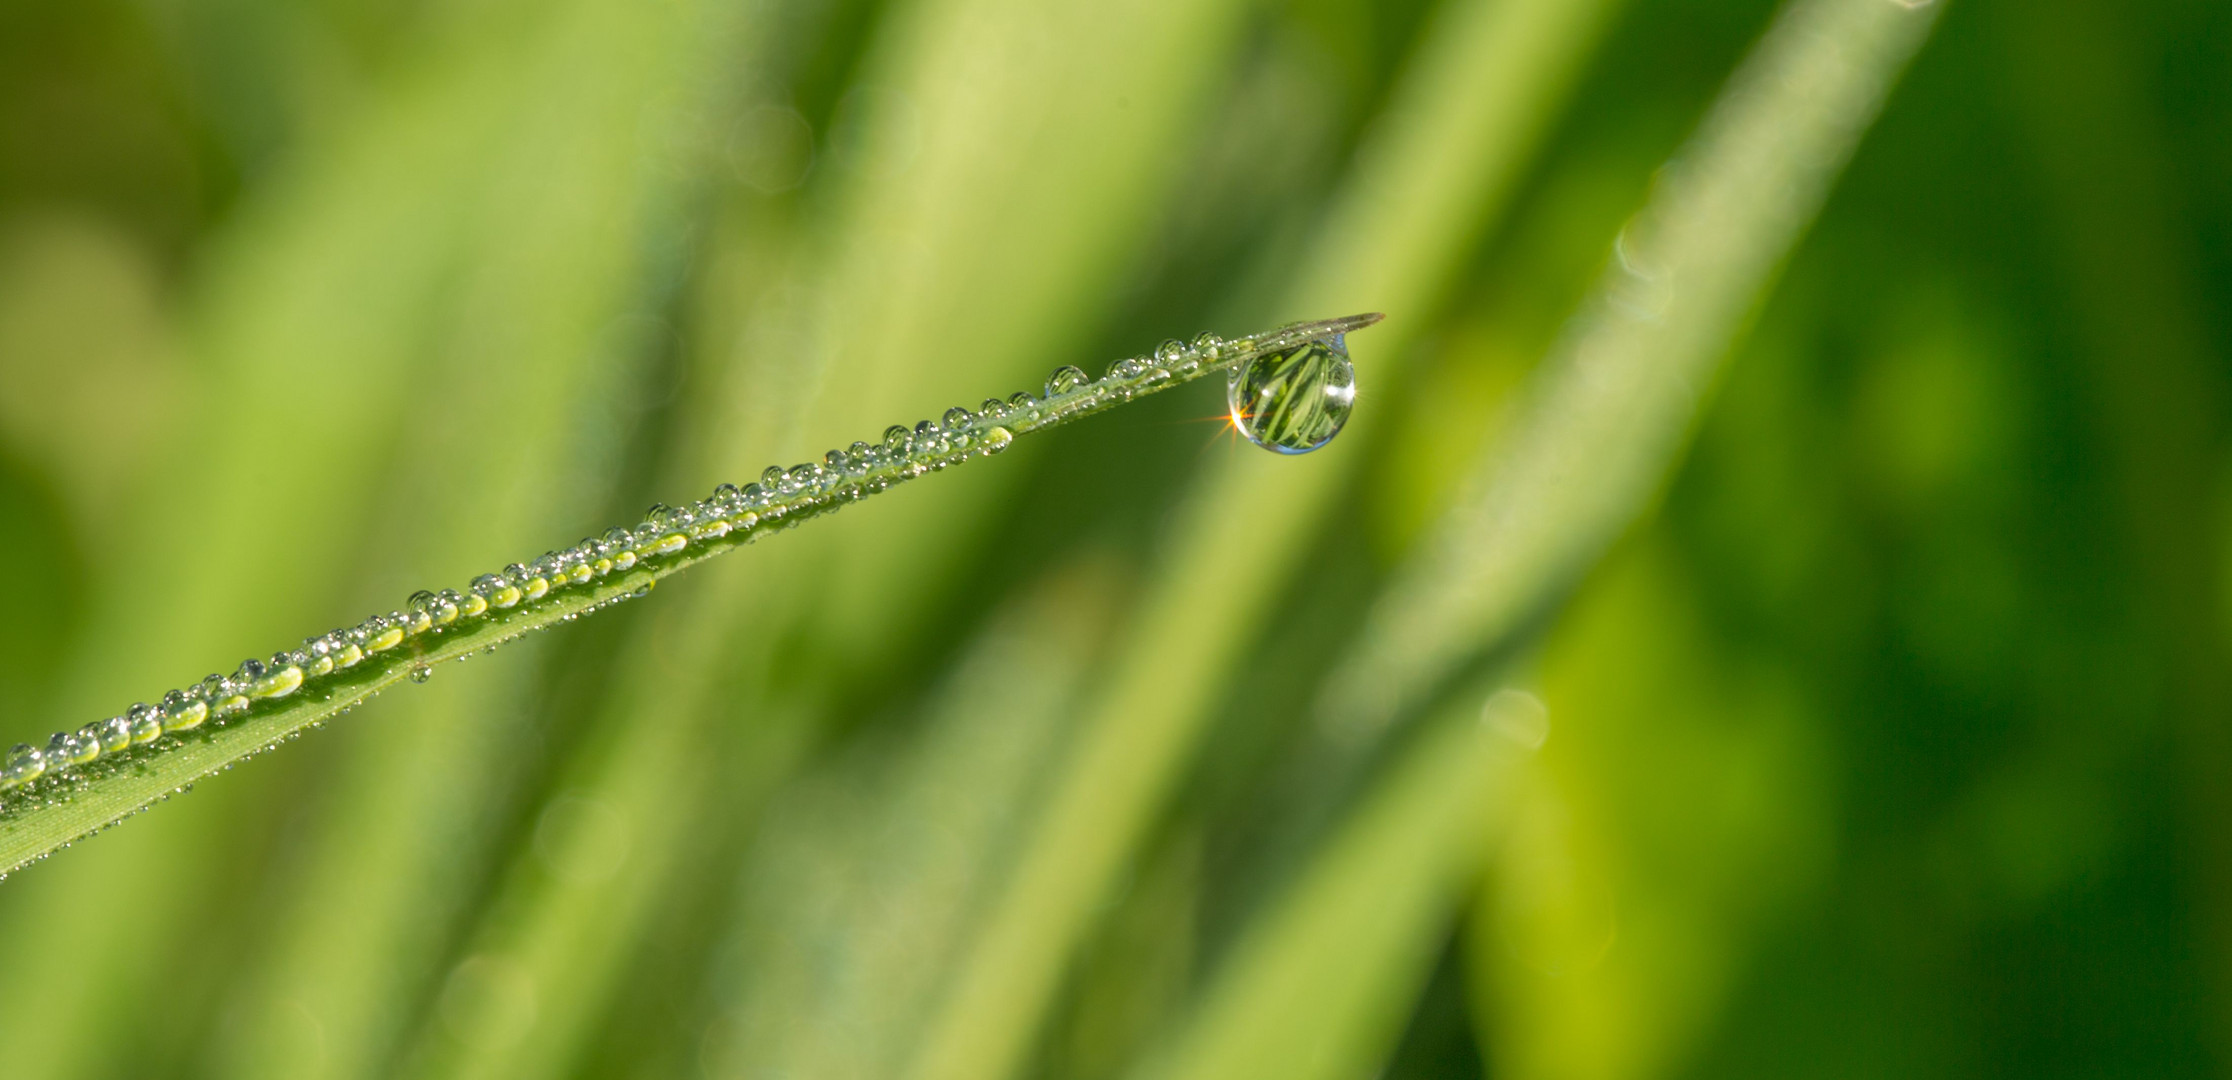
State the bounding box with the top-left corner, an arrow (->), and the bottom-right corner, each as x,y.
1226,334 -> 1356,454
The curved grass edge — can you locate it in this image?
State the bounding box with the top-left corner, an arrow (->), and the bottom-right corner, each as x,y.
0,313 -> 1382,875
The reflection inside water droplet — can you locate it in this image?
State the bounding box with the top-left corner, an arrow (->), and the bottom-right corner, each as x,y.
1227,333 -> 1355,454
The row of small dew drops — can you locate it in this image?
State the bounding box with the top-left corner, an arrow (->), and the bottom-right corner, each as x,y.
0,330 -> 1251,799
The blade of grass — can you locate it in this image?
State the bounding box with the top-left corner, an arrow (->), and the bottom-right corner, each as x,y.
902,1 -> 1626,1077
0,312 -> 1358,876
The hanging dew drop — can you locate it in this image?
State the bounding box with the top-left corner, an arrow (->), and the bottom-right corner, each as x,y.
1226,333 -> 1356,455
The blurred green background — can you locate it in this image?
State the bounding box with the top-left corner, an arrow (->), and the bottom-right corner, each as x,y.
0,0 -> 2226,1077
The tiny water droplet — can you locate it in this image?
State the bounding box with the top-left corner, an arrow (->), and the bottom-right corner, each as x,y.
408,665 -> 433,685
57,731 -> 96,765
253,664 -> 305,700
981,426 -> 1014,453
1226,333 -> 1356,455
1045,365 -> 1089,397
127,703 -> 162,745
3,743 -> 46,786
162,691 -> 208,733
366,617 -> 406,653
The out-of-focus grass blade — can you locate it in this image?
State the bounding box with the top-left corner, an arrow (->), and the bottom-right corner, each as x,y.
703,565 -> 1116,1080
395,4 -> 1261,1079
0,24 -> 535,1080
1286,0 -> 1624,323
1130,688 -> 1545,1080
1124,2 -> 1946,1080
1468,538 -> 1830,1080
1996,1 -> 2232,1026
1316,0 -> 1945,738
903,2 -> 1625,1078
1115,0 -> 1941,1076
202,0 -> 746,1076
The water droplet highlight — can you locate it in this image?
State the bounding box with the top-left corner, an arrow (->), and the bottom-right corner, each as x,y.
1226,333 -> 1356,455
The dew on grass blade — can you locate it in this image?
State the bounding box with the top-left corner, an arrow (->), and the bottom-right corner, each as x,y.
0,315 -> 1391,852
1227,332 -> 1357,454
